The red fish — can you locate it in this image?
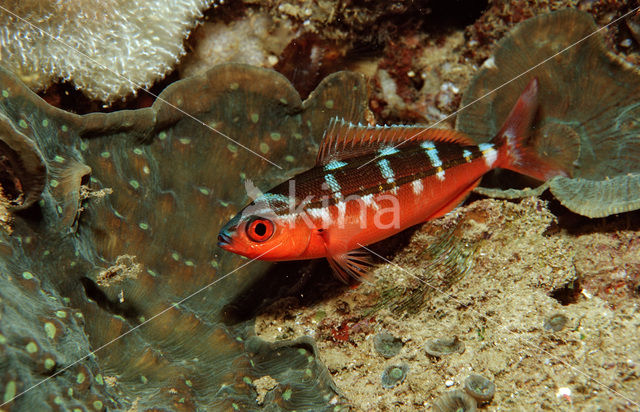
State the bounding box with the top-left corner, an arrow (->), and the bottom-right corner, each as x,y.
218,78 -> 566,281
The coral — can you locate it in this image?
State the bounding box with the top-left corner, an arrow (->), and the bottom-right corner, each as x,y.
0,63 -> 370,409
180,8 -> 295,79
463,374 -> 495,403
1,5 -> 639,410
0,84 -> 118,408
381,363 -> 409,389
273,33 -> 350,99
462,0 -> 576,65
424,336 -> 465,358
254,0 -> 435,44
457,9 -> 640,217
543,313 -> 568,332
432,389 -> 477,412
253,0 -> 485,117
373,332 -> 403,359
0,0 -> 216,102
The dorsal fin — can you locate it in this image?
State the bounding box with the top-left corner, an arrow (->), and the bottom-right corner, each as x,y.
316,118 -> 477,165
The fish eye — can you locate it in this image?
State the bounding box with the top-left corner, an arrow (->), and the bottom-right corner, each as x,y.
246,217 -> 274,242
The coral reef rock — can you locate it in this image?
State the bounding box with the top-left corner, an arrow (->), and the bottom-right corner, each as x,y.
180,8 -> 296,79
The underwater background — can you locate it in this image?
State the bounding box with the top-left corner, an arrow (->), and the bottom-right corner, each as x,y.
0,1 -> 639,410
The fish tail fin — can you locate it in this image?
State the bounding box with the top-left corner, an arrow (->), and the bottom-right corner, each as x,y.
491,78 -> 568,181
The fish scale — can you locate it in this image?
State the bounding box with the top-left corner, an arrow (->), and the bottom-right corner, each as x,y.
267,142 -> 484,210
219,78 -> 568,281
263,142 -> 493,262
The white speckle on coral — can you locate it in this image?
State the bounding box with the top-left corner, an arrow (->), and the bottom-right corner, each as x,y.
440,81 -> 459,94
556,387 -> 571,401
377,69 -> 406,112
482,56 -> 497,70
267,55 -> 279,67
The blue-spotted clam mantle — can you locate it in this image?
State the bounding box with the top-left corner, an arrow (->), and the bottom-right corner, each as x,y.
0,63 -> 369,410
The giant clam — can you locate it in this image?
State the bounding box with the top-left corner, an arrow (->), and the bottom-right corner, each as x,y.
0,63 -> 369,410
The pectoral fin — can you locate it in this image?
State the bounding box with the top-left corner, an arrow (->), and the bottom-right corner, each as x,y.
317,226 -> 373,283
326,249 -> 372,283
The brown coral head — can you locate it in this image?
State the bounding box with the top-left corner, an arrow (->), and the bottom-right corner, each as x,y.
0,113 -> 46,210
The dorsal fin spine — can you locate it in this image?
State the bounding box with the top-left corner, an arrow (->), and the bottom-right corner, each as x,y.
315,117 -> 477,166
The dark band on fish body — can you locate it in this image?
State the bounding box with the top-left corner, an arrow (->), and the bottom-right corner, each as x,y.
265,142 -> 486,213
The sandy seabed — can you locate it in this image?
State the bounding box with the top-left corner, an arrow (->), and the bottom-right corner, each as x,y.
256,198 -> 640,410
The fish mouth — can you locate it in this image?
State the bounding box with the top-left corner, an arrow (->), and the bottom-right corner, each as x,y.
217,231 -> 233,250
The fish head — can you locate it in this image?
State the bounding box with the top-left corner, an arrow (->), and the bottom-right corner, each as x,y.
217,197 -> 311,261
